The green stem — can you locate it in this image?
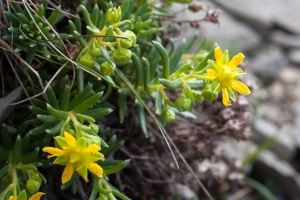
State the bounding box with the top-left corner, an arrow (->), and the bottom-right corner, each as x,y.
11,166 -> 18,197
76,68 -> 84,92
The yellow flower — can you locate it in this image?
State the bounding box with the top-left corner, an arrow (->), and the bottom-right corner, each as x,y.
43,132 -> 104,183
206,46 -> 251,106
8,192 -> 44,200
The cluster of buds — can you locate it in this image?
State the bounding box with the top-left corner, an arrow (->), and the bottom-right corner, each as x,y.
77,6 -> 137,75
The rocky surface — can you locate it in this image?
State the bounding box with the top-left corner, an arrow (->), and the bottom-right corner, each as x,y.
166,0 -> 300,199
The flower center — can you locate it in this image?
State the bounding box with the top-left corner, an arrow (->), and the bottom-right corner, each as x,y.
218,66 -> 236,87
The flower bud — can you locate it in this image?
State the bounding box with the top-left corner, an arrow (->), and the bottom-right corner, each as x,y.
112,48 -> 131,64
26,179 -> 42,194
105,7 -> 122,25
100,61 -> 115,75
79,54 -> 96,68
192,90 -> 204,103
89,123 -> 99,134
162,108 -> 175,124
202,85 -> 218,102
120,30 -> 137,48
175,94 -> 192,112
90,42 -> 101,57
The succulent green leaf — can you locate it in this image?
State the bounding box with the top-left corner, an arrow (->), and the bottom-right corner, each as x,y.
102,159 -> 130,175
72,92 -> 103,113
28,123 -> 52,136
47,104 -> 69,119
152,41 -> 170,79
185,80 -> 204,89
132,53 -> 142,88
91,4 -> 99,26
20,147 -> 40,164
69,83 -> 93,110
193,43 -> 217,72
37,115 -> 60,123
158,78 -> 182,90
170,39 -> 187,73
0,124 -> 12,150
17,163 -> 38,171
4,11 -> 21,26
185,33 -> 199,53
84,108 -> 113,120
118,93 -> 127,124
11,135 -> 21,165
135,99 -> 148,138
121,0 -> 132,20
155,89 -> 163,115
46,121 -> 64,135
46,86 -> 59,109
30,106 -> 48,115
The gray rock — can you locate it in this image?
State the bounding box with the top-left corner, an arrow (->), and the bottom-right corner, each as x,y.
169,183 -> 198,200
166,1 -> 262,52
255,150 -> 300,198
288,49 -> 300,64
279,66 -> 300,84
249,45 -> 288,82
255,119 -> 296,161
271,31 -> 300,49
213,0 -> 300,34
0,87 -> 22,123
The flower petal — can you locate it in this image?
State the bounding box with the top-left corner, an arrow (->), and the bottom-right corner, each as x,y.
29,192 -> 45,200
214,46 -> 223,66
87,163 -> 103,178
231,80 -> 251,94
222,88 -> 231,106
62,164 -> 74,184
206,68 -> 217,79
8,196 -> 16,200
229,53 -> 245,69
64,131 -> 76,145
87,144 -> 101,154
43,147 -> 63,159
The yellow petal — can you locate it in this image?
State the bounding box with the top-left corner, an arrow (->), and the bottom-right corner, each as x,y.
87,163 -> 103,177
8,196 -> 16,200
42,147 -> 63,157
64,131 -> 76,145
214,46 -> 223,65
206,68 -> 217,79
229,53 -> 245,69
87,144 -> 101,154
29,192 -> 45,200
222,88 -> 231,106
62,164 -> 74,184
231,80 -> 251,95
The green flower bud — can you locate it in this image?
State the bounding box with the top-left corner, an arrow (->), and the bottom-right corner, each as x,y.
85,134 -> 101,146
90,42 -> 101,57
26,179 -> 41,194
79,53 -> 96,68
202,85 -> 218,102
120,30 -> 137,48
89,123 -> 99,134
105,7 -> 122,24
100,61 -> 115,75
192,90 -> 204,103
164,108 -> 176,124
112,48 -> 131,64
175,94 -> 192,112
